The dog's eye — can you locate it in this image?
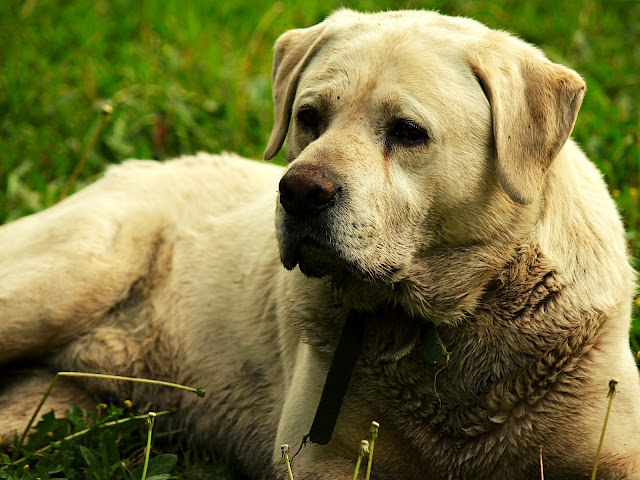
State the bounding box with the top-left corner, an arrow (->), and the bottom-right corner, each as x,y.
297,106 -> 320,132
388,119 -> 429,146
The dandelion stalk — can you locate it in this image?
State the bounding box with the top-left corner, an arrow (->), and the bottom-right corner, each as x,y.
539,445 -> 544,480
141,412 -> 157,480
280,444 -> 294,480
353,440 -> 369,480
237,2 -> 284,134
56,372 -> 206,397
590,379 -> 617,480
365,421 -> 379,480
59,103 -> 112,200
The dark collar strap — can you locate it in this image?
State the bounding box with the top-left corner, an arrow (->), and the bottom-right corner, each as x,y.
299,310 -> 448,451
306,310 -> 365,445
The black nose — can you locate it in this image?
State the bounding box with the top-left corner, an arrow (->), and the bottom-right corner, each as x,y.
279,164 -> 341,217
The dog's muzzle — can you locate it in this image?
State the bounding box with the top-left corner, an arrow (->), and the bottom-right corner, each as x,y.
277,164 -> 346,277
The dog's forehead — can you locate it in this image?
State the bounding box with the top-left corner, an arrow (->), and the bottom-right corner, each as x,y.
295,13 -> 485,121
301,10 -> 489,93
325,8 -> 490,38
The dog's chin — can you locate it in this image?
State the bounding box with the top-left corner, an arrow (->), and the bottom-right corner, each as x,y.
280,238 -> 401,285
280,238 -> 346,278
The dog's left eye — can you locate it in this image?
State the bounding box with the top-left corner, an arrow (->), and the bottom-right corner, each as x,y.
388,119 -> 429,146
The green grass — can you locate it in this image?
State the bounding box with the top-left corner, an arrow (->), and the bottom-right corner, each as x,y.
1,0 -> 639,478
1,400 -> 234,480
1,402 -> 174,480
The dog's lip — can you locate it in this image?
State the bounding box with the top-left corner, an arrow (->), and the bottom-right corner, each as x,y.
291,237 -> 323,260
297,236 -> 327,250
282,236 -> 346,278
286,236 -> 403,282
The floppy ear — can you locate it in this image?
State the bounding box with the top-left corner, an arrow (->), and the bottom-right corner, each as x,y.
470,36 -> 586,204
263,22 -> 331,160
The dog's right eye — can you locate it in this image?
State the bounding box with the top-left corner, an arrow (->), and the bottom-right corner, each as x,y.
297,106 -> 320,133
388,119 -> 429,147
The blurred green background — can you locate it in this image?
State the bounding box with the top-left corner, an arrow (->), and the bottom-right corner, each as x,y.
0,0 -> 638,475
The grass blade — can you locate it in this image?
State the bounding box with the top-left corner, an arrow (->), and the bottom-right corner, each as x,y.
14,371 -> 204,460
58,104 -> 112,200
11,410 -> 174,467
14,374 -> 60,458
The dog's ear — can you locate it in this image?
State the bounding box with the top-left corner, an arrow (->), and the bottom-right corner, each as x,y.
263,22 -> 331,160
469,35 -> 585,204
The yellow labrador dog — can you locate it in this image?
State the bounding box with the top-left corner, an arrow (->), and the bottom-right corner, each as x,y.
1,9 -> 639,480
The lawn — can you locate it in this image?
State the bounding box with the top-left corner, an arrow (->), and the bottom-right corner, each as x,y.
0,0 -> 638,478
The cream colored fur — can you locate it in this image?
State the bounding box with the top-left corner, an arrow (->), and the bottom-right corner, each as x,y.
1,9 -> 639,480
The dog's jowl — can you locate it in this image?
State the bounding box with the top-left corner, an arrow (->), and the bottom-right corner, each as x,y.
1,9 -> 639,480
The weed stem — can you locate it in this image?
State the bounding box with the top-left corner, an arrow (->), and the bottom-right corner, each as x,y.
280,444 -> 294,480
57,372 -> 206,397
365,422 -> 379,480
590,379 -> 617,480
141,412 -> 157,480
353,440 -> 369,480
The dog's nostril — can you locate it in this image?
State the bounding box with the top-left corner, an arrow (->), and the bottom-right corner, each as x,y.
279,166 -> 341,217
309,184 -> 337,206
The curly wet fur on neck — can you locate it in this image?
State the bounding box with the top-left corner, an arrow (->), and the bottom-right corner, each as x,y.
349,244 -> 609,471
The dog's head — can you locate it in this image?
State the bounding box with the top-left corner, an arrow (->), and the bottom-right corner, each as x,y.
265,9 -> 585,318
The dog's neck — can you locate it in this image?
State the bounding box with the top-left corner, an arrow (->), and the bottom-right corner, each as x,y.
353,243 -> 609,441
325,230 -> 527,326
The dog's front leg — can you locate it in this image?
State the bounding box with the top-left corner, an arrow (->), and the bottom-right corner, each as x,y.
274,342 -> 360,479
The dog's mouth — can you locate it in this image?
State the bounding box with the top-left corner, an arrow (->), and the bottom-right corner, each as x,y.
282,235 -> 404,285
276,202 -> 403,283
283,237 -> 347,278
